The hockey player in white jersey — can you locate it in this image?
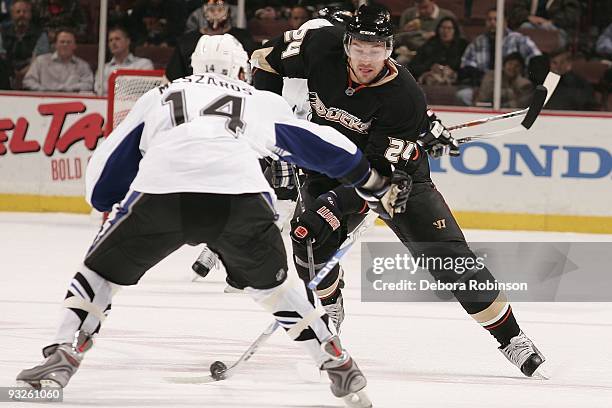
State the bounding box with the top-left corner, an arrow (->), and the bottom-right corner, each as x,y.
192,17 -> 336,280
16,34 -> 411,407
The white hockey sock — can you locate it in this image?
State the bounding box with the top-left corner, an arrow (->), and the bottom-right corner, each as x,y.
53,265 -> 120,345
245,275 -> 336,367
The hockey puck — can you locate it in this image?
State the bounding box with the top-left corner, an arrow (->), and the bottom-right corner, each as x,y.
209,360 -> 228,380
192,261 -> 211,278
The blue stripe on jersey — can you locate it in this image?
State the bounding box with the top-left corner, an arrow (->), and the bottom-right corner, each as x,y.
90,123 -> 144,211
274,123 -> 363,182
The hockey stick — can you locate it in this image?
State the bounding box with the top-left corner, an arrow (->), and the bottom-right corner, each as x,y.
308,211 -> 379,290
169,211 -> 379,384
452,72 -> 560,145
448,72 -> 560,134
292,167 -> 317,280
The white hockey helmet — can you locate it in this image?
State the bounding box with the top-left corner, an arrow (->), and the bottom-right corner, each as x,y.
190,34 -> 249,80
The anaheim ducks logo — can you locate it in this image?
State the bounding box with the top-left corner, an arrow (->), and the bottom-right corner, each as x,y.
308,92 -> 371,134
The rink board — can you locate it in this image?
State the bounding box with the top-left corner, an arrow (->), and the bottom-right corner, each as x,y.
0,93 -> 611,232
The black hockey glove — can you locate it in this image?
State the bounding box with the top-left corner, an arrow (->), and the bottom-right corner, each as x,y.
270,160 -> 295,189
290,192 -> 342,248
356,169 -> 412,220
419,110 -> 460,158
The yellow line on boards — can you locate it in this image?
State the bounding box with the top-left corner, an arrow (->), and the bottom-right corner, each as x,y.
375,211 -> 612,234
0,194 -> 91,213
2,194 -> 611,234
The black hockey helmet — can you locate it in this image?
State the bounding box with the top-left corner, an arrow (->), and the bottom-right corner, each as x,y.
344,5 -> 393,59
316,6 -> 353,27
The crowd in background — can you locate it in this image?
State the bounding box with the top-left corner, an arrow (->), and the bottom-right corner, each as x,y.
0,0 -> 611,112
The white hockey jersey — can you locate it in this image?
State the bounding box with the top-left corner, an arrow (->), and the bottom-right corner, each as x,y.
86,73 -> 370,212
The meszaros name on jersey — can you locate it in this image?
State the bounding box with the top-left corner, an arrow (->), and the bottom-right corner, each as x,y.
160,75 -> 253,96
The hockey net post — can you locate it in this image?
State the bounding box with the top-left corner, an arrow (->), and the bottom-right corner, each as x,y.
106,69 -> 167,136
95,69 -> 166,222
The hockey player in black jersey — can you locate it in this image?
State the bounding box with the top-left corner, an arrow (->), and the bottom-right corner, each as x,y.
251,4 -> 548,378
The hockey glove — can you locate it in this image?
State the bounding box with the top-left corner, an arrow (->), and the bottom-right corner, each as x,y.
270,160 -> 295,189
291,192 -> 342,248
356,169 -> 412,220
419,110 -> 460,158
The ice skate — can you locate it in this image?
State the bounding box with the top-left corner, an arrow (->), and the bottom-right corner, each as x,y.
16,331 -> 93,388
499,331 -> 549,379
320,336 -> 371,408
192,244 -> 220,280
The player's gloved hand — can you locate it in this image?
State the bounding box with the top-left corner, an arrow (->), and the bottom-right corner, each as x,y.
290,192 -> 342,248
356,169 -> 412,220
419,110 -> 460,158
270,160 -> 295,189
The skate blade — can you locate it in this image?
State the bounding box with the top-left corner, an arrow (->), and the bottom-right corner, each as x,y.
342,389 -> 372,408
16,379 -> 62,389
532,360 -> 551,380
223,285 -> 244,294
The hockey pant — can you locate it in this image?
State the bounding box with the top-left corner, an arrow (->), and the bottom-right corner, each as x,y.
50,191 -> 338,366
292,181 -> 513,333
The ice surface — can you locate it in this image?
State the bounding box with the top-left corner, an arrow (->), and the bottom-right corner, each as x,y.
1,213 -> 611,407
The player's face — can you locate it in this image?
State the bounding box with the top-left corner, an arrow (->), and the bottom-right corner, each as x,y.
347,38 -> 387,84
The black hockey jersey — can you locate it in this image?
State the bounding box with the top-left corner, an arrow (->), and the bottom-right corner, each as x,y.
252,25 -> 431,182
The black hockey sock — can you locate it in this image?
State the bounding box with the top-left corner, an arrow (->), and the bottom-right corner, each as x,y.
320,284 -> 342,306
461,291 -> 521,347
482,306 -> 521,347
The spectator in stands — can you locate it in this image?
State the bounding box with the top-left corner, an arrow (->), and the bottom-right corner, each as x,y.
23,27 -> 93,91
0,0 -> 50,85
507,0 -> 580,48
107,0 -> 131,27
545,47 -> 598,110
32,0 -> 87,42
185,0 -> 239,33
288,5 -> 311,30
166,0 -> 255,80
131,0 -> 187,46
184,0 -> 204,15
456,8 -> 541,105
396,0 -> 457,52
408,17 -> 468,83
0,0 -> 13,25
475,52 -> 533,108
95,26 -> 154,95
254,6 -> 278,21
595,23 -> 612,60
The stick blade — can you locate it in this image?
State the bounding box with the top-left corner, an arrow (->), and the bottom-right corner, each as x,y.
521,85 -> 547,129
542,72 -> 561,104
